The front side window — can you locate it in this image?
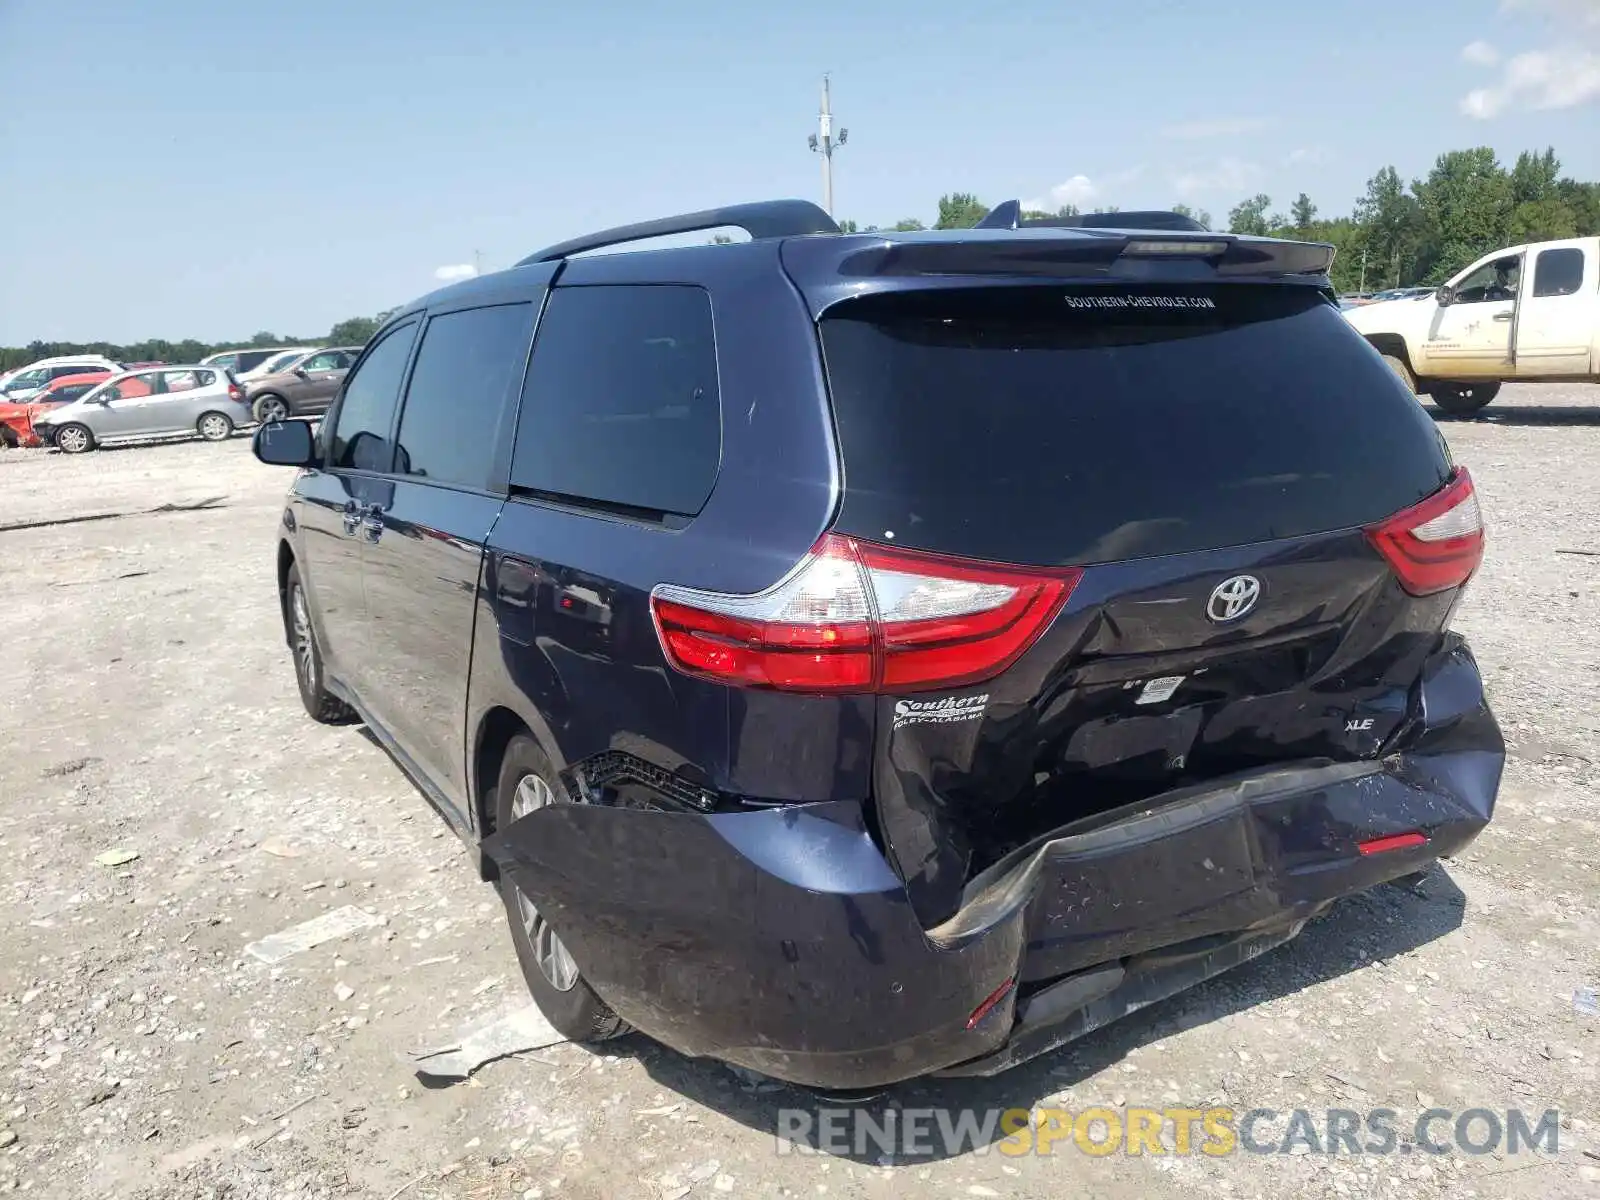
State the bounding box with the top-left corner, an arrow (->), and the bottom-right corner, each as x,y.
107,374 -> 157,400
263,352 -> 302,373
328,322 -> 417,471
395,303 -> 533,489
1532,247 -> 1584,298
511,285 -> 721,517
302,351 -> 344,371
1454,255 -> 1520,304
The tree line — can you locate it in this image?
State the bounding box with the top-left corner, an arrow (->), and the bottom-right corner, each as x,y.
839,145 -> 1598,294
8,142 -> 1596,369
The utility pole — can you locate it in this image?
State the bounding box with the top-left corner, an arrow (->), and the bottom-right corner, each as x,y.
1359,247 -> 1368,295
807,75 -> 847,217
473,249 -> 483,276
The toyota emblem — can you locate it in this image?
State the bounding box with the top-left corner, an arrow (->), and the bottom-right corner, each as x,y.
1206,575 -> 1262,623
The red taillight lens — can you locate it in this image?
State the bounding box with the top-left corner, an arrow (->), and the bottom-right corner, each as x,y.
228,385 -> 245,402
1364,467 -> 1484,596
650,535 -> 1079,694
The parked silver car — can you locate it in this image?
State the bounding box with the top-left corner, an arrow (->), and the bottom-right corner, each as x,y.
34,367 -> 255,454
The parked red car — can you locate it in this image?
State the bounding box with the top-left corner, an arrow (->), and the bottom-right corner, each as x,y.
0,371 -> 113,447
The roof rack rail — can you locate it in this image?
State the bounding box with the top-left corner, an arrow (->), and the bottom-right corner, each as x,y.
518,199 -> 840,265
976,200 -> 1210,233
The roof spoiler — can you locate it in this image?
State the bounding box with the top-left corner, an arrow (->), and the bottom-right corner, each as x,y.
977,200 -> 1210,232
519,199 -> 840,265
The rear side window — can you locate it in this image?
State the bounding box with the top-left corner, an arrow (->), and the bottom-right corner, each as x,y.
395,303 -> 533,489
1531,247 -> 1584,298
819,286 -> 1453,566
329,321 -> 417,471
511,285 -> 721,517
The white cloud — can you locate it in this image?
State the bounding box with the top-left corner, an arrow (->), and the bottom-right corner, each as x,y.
1160,117 -> 1273,140
1462,39 -> 1501,65
1171,157 -> 1266,196
1461,47 -> 1600,116
1464,0 -> 1600,115
1285,146 -> 1331,166
434,263 -> 478,282
1021,174 -> 1098,212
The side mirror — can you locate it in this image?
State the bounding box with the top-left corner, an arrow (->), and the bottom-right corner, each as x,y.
1435,284 -> 1455,307
293,367 -> 310,379
254,418 -> 317,468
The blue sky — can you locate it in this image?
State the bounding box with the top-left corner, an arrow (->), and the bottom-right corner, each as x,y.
2,0 -> 1597,343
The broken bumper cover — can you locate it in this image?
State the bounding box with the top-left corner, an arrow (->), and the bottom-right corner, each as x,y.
483,641 -> 1502,1089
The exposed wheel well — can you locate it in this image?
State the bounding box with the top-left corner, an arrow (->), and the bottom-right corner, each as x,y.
472,706 -> 533,879
1363,333 -> 1411,369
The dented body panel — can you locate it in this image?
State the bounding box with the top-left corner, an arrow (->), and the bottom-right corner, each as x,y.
484,637 -> 1501,1088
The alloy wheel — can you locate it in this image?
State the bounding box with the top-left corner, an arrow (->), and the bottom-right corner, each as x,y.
56,426 -> 88,453
290,585 -> 317,692
508,774 -> 580,992
199,414 -> 230,440
258,397 -> 289,423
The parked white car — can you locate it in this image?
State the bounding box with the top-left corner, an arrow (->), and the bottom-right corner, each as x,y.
1345,236 -> 1599,415
0,354 -> 123,401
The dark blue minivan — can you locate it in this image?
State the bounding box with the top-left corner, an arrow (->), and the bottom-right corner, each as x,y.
255,200 -> 1503,1089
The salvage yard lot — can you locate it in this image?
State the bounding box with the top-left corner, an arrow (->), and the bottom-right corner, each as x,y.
1,386 -> 1598,1200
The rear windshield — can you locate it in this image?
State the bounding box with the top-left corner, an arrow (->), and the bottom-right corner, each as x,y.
819,285 -> 1452,566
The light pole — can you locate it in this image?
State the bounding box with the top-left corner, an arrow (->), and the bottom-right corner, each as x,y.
807,75 -> 847,217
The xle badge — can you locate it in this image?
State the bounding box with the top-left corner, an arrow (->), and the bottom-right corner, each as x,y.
893,694 -> 989,730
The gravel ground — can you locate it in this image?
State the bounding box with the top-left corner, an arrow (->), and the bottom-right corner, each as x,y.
1,385 -> 1597,1200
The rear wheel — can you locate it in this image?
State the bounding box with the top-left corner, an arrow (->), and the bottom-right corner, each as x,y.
1380,354 -> 1415,393
254,394 -> 290,423
284,563 -> 356,723
54,423 -> 93,454
1429,382 -> 1499,417
197,412 -> 233,441
493,734 -> 629,1043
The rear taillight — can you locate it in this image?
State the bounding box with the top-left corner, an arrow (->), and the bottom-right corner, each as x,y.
1364,467 -> 1484,596
650,534 -> 1079,694
228,385 -> 245,402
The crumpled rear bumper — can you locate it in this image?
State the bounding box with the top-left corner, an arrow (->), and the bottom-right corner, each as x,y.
482,637 -> 1502,1089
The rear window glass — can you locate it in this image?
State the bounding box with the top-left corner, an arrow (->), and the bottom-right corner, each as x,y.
820,286 -> 1452,566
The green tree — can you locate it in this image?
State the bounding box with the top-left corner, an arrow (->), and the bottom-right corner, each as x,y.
836,219 -> 860,234
1412,147 -> 1514,281
1290,193 -> 1317,232
1354,166 -> 1425,288
1172,203 -> 1212,230
329,316 -> 379,345
891,218 -> 926,231
935,193 -> 990,229
1022,204 -> 1079,222
1228,194 -> 1273,236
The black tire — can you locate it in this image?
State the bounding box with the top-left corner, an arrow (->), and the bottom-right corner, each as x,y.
1429,382 -> 1500,417
197,412 -> 233,441
254,394 -> 290,424
0,426 -> 15,449
283,562 -> 356,724
493,734 -> 628,1042
1380,353 -> 1416,393
54,423 -> 93,454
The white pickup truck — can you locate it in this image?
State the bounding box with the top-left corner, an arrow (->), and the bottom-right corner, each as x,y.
1344,235 -> 1599,415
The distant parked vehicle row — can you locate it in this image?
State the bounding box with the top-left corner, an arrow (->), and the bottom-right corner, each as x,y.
32,366 -> 254,453
0,354 -> 121,401
0,370 -> 112,447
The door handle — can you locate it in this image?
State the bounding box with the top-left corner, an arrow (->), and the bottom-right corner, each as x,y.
1493,312 -> 1514,321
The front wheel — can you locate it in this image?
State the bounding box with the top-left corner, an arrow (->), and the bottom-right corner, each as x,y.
197,412 -> 233,441
284,563 -> 356,724
1428,381 -> 1500,417
54,424 -> 93,454
254,394 -> 290,424
493,735 -> 629,1043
